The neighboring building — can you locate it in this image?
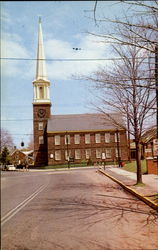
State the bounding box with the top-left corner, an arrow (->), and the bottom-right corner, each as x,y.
130,140 -> 136,160
10,149 -> 34,166
33,19 -> 128,167
141,126 -> 156,158
130,126 -> 156,160
141,126 -> 158,175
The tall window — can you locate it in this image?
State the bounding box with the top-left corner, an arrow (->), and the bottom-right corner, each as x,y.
105,133 -> 110,143
85,149 -> 91,159
85,134 -> 90,144
115,132 -> 120,142
39,86 -> 44,99
38,122 -> 43,130
96,148 -> 101,158
39,136 -> 44,144
65,150 -> 71,160
74,134 -> 80,144
95,133 -> 101,143
75,149 -> 81,159
65,134 -> 70,144
115,148 -> 121,158
106,149 -> 111,159
55,150 -> 61,160
55,135 -> 60,145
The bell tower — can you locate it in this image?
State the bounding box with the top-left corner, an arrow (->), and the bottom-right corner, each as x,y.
33,18 -> 51,166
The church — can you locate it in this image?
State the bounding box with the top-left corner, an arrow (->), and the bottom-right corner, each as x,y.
33,19 -> 128,167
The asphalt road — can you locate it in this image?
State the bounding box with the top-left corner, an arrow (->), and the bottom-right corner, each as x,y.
1,168 -> 158,250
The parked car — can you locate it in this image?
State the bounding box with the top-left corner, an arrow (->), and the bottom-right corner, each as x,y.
16,164 -> 25,169
6,165 -> 16,171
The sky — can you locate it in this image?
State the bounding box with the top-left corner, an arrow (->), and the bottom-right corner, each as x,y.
1,1 -> 137,148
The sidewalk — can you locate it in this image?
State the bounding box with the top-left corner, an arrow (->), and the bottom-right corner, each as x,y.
99,165 -> 158,207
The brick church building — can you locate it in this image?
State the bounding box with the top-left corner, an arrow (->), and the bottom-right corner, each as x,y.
33,19 -> 128,167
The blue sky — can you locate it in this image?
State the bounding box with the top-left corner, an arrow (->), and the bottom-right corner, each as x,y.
1,1 -> 132,148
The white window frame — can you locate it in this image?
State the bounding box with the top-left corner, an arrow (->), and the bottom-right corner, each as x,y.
95,133 -> 101,143
74,134 -> 80,144
65,134 -> 70,144
85,149 -> 91,159
39,136 -> 44,144
55,150 -> 61,161
54,135 -> 60,145
38,122 -> 43,130
105,133 -> 110,143
106,148 -> 111,159
115,132 -> 120,142
75,149 -> 81,159
85,134 -> 90,144
96,148 -> 101,159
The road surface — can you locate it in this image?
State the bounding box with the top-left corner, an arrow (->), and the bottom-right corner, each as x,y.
1,168 -> 158,250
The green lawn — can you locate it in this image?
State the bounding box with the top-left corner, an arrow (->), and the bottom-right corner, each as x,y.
31,162 -> 88,170
122,160 -> 147,174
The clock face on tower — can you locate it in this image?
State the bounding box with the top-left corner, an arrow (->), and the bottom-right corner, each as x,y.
38,108 -> 46,118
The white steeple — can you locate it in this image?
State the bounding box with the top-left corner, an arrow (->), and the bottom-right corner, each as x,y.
36,17 -> 48,81
33,18 -> 51,104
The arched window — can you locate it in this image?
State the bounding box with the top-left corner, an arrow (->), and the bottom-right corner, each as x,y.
39,87 -> 44,99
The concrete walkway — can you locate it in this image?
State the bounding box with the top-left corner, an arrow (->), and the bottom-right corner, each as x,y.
99,166 -> 158,198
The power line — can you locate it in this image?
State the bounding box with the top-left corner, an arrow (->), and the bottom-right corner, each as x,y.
1,119 -> 33,121
11,134 -> 33,135
0,56 -> 156,62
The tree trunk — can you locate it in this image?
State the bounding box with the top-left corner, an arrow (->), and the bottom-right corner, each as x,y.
135,140 -> 142,184
127,114 -> 131,162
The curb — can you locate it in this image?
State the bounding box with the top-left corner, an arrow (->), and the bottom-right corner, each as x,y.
99,169 -> 158,212
28,166 -> 95,172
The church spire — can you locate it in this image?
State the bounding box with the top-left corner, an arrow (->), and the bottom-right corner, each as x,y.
35,17 -> 48,81
33,18 -> 51,104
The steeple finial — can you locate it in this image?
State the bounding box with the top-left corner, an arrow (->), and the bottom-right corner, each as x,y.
35,18 -> 48,81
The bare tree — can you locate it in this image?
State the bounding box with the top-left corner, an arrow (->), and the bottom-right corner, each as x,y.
81,1 -> 157,183
85,43 -> 155,184
0,128 -> 14,152
27,134 -> 34,150
91,1 -> 158,52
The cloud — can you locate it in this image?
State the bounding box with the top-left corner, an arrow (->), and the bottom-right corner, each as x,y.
45,34 -> 111,80
0,11 -> 12,24
1,32 -> 32,78
1,30 -> 112,81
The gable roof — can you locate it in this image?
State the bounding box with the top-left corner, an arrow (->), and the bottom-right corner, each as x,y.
47,113 -> 125,133
141,126 -> 156,143
10,149 -> 33,156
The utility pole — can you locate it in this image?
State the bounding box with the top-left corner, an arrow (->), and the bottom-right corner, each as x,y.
127,105 -> 131,162
155,45 -> 158,174
155,45 -> 158,139
66,132 -> 70,169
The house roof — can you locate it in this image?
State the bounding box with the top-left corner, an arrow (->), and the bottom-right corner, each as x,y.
21,150 -> 33,156
141,126 -> 156,143
47,113 -> 125,133
10,149 -> 33,156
